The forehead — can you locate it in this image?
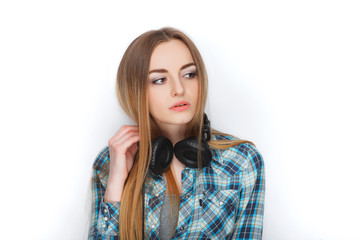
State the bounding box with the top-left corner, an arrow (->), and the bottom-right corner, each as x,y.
149,39 -> 195,70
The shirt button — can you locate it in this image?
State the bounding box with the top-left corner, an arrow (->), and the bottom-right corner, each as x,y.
219,201 -> 223,206
180,226 -> 185,231
102,224 -> 106,229
104,208 -> 108,213
104,217 -> 108,221
152,225 -> 156,229
184,195 -> 189,199
155,193 -> 159,197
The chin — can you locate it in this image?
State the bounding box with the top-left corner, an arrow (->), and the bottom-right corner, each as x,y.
157,113 -> 195,126
173,112 -> 195,122
168,117 -> 192,125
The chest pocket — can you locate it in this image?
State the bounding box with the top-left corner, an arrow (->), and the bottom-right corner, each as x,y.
200,189 -> 239,239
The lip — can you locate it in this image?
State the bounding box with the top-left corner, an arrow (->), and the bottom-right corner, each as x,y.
169,100 -> 190,111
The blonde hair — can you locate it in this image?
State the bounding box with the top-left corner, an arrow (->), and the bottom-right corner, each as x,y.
113,27 -> 252,239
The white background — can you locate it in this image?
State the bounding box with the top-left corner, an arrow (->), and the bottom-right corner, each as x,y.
1,0 -> 359,239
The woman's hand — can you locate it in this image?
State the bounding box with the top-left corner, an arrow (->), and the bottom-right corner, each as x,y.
108,125 -> 139,179
104,125 -> 139,202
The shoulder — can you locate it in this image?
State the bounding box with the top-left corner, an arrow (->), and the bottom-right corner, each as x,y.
91,146 -> 110,188
92,146 -> 110,171
210,133 -> 264,176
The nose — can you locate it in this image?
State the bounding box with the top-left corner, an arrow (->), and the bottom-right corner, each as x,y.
170,77 -> 184,97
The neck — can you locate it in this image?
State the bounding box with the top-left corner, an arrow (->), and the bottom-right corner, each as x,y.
158,124 -> 187,144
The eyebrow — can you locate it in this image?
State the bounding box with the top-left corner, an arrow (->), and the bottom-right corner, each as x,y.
148,63 -> 196,74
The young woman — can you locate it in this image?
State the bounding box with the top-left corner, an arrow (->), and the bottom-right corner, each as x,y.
88,27 -> 265,240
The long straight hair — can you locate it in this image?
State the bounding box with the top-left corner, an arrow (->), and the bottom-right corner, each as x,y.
113,27 -> 252,239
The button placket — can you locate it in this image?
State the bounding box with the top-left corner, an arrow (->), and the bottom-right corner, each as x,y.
101,205 -> 109,232
145,175 -> 166,237
179,224 -> 188,233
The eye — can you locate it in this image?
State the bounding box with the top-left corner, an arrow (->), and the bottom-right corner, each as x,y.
152,78 -> 166,85
184,71 -> 197,79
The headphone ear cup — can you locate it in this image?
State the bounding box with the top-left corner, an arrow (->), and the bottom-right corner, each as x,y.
174,137 -> 212,168
202,113 -> 211,141
149,136 -> 173,174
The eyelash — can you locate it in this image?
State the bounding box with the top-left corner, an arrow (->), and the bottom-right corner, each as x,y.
151,71 -> 197,85
152,78 -> 166,84
184,71 -> 197,79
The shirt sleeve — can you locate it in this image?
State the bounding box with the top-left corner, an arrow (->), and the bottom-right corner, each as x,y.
231,144 -> 265,239
88,149 -> 120,240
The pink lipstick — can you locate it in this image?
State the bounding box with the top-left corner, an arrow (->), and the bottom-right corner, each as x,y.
169,100 -> 190,112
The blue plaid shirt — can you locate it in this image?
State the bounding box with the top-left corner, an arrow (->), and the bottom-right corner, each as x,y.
89,134 -> 265,239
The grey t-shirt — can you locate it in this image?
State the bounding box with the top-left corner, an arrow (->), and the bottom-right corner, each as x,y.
159,194 -> 179,240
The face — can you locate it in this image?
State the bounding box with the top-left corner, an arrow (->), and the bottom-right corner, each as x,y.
148,39 -> 199,130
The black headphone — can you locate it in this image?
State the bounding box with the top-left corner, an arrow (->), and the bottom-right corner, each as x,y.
149,113 -> 213,175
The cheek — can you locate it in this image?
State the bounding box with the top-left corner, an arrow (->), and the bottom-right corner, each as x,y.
188,80 -> 199,101
148,88 -> 166,114
148,91 -> 157,113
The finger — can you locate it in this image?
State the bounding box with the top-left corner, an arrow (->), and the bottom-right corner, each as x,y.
112,125 -> 139,141
112,134 -> 140,155
114,130 -> 140,147
109,125 -> 139,144
128,142 -> 139,157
